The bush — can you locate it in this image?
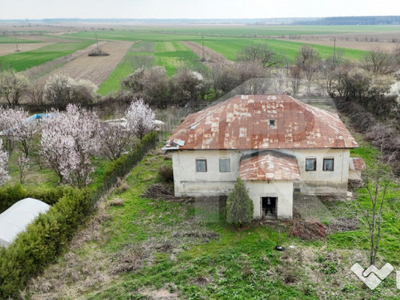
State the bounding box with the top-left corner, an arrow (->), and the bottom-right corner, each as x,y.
158,165 -> 174,183
226,178 -> 254,226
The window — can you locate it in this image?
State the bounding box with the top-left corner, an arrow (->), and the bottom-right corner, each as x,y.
323,158 -> 334,171
196,159 -> 207,172
219,158 -> 231,172
268,119 -> 276,126
305,158 -> 316,171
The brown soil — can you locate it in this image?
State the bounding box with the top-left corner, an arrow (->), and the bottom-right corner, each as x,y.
181,41 -> 233,69
35,41 -> 133,87
281,31 -> 400,53
0,42 -> 53,57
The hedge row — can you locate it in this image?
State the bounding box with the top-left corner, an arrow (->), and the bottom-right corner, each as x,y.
0,131 -> 159,298
0,188 -> 92,298
0,185 -> 72,214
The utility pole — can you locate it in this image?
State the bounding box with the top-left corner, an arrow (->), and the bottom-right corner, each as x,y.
333,37 -> 336,65
14,31 -> 19,53
202,35 -> 205,61
93,31 -> 99,53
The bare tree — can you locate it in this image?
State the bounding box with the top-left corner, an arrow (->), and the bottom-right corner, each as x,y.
17,155 -> 30,184
237,43 -> 283,68
356,164 -> 390,265
123,66 -> 170,108
0,70 -> 29,106
295,46 -> 321,93
171,67 -> 204,106
44,73 -> 98,107
362,48 -> 394,75
100,122 -> 135,161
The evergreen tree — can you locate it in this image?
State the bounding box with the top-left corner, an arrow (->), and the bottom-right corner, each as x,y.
226,178 -> 254,226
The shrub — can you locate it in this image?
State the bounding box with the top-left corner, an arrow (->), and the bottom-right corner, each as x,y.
226,178 -> 254,226
158,165 -> 174,183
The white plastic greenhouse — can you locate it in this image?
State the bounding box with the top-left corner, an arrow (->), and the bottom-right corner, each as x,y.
0,198 -> 50,247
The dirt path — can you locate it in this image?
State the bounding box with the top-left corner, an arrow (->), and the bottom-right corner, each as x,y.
34,41 -> 133,87
181,41 -> 233,69
0,42 -> 54,57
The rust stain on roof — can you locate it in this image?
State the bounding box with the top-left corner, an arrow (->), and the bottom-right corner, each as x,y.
166,95 -> 359,150
240,152 -> 300,181
349,157 -> 367,171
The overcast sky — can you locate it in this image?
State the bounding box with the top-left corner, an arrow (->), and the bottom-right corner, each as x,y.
1,0 -> 399,19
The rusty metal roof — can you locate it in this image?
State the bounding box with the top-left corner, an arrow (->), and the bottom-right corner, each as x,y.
165,95 -> 359,150
240,152 -> 300,181
349,157 -> 367,171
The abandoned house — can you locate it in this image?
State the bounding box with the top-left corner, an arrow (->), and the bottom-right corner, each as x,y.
163,94 -> 365,219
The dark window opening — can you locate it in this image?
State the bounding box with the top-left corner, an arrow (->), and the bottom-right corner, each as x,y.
196,159 -> 207,172
305,158 -> 316,171
268,119 -> 276,126
262,197 -> 277,218
323,158 -> 334,171
219,158 -> 231,172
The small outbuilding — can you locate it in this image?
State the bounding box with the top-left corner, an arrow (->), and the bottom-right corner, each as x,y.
0,198 -> 50,247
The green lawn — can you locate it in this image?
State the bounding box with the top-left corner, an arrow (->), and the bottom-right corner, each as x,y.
0,41 -> 94,72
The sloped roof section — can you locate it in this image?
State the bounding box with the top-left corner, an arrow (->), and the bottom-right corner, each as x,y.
165,95 -> 358,150
0,198 -> 50,247
349,157 -> 367,171
240,152 -> 300,181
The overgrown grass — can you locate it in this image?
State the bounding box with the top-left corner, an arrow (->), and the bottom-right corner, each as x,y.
0,41 -> 94,71
24,137 -> 400,299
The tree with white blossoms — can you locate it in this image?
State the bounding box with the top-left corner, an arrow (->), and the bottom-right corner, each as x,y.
0,107 -> 39,156
41,104 -> 100,188
125,99 -> 155,140
0,139 -> 10,186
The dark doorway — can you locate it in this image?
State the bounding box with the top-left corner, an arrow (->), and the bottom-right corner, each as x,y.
261,197 -> 277,218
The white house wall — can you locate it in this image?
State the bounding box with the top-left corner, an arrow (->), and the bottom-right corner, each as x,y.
279,148 -> 350,195
245,181 -> 294,219
172,150 -> 241,197
172,148 -> 351,197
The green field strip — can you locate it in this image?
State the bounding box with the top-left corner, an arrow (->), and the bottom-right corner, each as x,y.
98,42 -> 156,95
0,41 -> 95,72
67,25 -> 400,43
155,41 -> 201,76
201,38 -> 367,62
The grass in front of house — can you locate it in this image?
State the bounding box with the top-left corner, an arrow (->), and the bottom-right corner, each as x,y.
24,136 -> 400,299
